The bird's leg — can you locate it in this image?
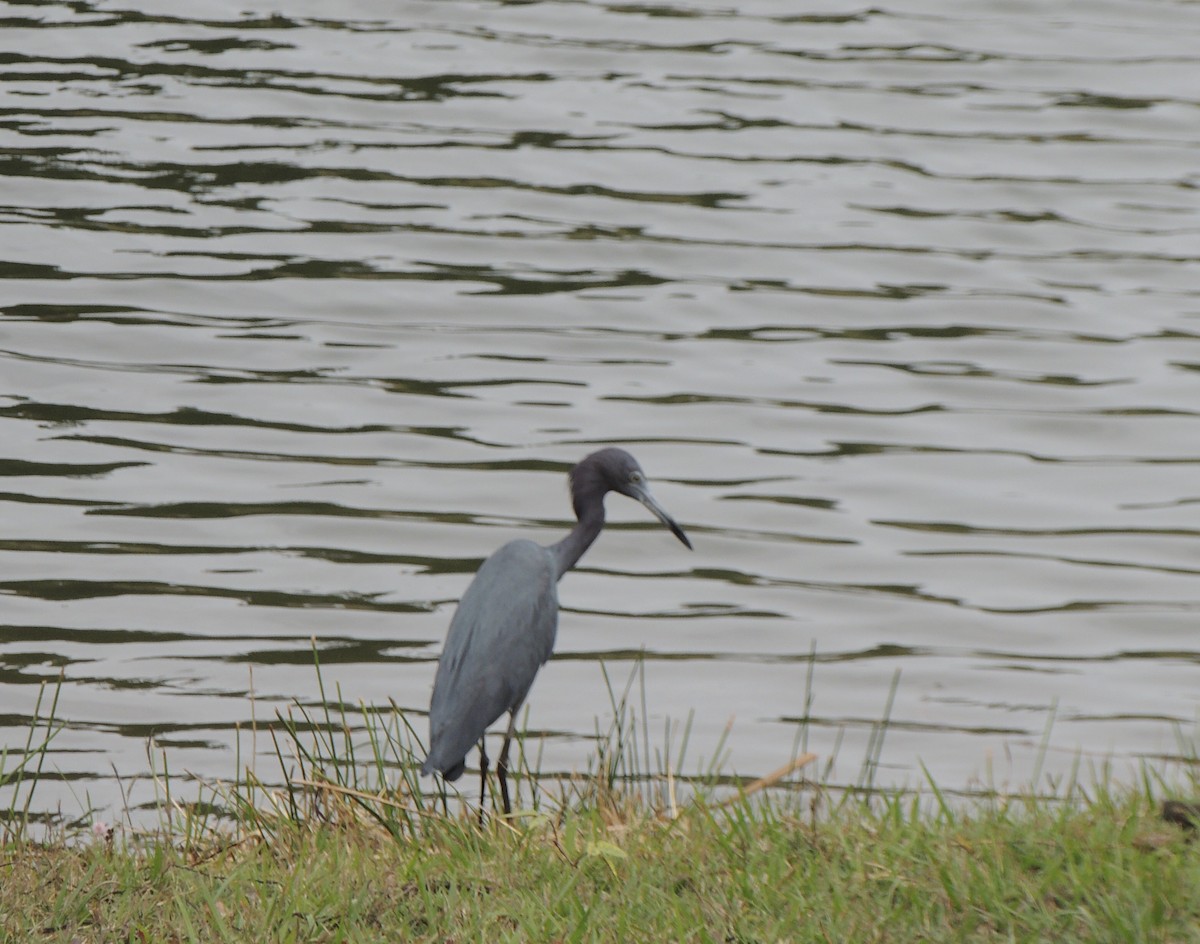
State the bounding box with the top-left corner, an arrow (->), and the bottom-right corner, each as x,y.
496,710 -> 520,816
477,738 -> 489,826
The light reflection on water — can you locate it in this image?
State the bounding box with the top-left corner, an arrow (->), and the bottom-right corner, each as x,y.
1,0 -> 1199,821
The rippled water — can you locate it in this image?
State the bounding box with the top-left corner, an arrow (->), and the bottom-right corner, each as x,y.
2,0 -> 1200,821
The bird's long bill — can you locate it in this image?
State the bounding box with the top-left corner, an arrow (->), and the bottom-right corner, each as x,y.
633,485 -> 693,550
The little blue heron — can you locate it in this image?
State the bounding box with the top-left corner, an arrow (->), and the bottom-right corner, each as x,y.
420,447 -> 692,816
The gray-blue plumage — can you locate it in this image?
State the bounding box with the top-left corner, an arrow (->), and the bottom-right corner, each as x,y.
420,447 -> 691,814
422,540 -> 558,780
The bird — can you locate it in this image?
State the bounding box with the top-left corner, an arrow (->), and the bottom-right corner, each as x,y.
420,447 -> 692,817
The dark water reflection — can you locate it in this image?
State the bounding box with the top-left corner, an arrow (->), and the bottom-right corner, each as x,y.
2,0 -> 1200,820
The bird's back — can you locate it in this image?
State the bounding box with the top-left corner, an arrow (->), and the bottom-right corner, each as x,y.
422,539 -> 559,779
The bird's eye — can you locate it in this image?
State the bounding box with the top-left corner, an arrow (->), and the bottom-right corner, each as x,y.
629,471 -> 644,484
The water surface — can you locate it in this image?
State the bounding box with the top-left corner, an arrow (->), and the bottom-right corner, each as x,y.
2,0 -> 1200,820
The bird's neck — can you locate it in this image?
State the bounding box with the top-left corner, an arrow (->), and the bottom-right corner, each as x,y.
550,505 -> 605,580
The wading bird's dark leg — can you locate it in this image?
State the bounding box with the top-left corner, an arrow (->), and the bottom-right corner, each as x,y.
478,738 -> 489,826
496,710 -> 520,816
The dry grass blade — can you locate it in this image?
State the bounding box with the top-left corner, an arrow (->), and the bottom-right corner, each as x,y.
719,753 -> 818,806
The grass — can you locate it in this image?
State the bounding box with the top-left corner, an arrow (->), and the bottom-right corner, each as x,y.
2,662 -> 1200,943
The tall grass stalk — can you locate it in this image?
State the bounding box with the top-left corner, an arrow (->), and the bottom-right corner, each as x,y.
0,674 -> 64,843
857,667 -> 900,795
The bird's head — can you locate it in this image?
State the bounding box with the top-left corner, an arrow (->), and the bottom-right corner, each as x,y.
569,447 -> 692,549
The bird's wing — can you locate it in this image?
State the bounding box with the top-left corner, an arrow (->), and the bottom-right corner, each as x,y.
424,540 -> 558,777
